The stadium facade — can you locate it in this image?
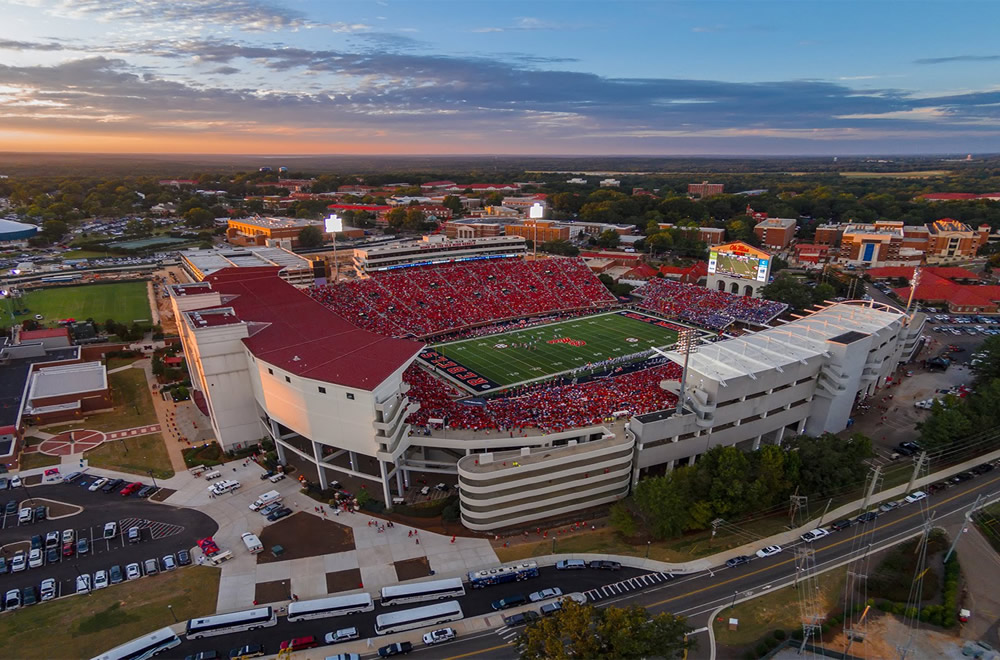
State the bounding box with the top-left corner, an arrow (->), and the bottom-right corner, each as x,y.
0,218 -> 39,243
172,266 -> 924,532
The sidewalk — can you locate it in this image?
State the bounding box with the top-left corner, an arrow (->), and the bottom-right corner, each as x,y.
133,359 -> 197,474
950,520 -> 1000,646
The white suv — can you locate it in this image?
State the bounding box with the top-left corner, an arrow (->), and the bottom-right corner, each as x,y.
800,528 -> 830,543
423,628 -> 457,646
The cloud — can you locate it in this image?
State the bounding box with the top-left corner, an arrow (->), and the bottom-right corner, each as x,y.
692,25 -> 726,33
472,27 -> 504,33
210,66 -> 240,75
914,54 -> 1000,65
0,39 -> 67,52
12,0 -> 369,33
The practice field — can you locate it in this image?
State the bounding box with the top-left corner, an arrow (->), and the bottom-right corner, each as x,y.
12,281 -> 151,325
427,311 -> 682,392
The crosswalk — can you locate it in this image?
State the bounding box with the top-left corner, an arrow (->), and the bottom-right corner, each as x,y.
495,626 -> 521,643
118,517 -> 184,540
584,571 -> 675,602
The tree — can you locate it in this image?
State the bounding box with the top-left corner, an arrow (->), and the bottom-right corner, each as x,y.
184,207 -> 214,228
540,240 -> 579,257
404,207 -> 426,230
761,273 -> 814,310
385,207 -> 407,229
596,229 -> 621,249
608,501 -> 636,537
518,600 -> 692,660
297,224 -> 324,248
441,195 -> 463,215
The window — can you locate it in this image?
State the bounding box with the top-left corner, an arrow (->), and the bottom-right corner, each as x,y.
346,392 -> 355,400
318,386 -> 326,394
267,368 -> 273,375
285,376 -> 291,383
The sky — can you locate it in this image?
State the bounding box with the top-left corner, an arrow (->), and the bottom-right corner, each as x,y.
1,0 -> 999,156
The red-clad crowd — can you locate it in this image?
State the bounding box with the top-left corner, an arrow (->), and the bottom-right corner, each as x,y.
634,279 -> 787,330
403,362 -> 682,434
307,257 -> 617,338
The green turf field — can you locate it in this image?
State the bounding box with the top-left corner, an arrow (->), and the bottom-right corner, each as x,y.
432,311 -> 681,390
11,281 -> 152,325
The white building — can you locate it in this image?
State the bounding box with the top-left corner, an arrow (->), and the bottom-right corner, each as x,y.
179,246 -> 321,288
352,234 -> 527,277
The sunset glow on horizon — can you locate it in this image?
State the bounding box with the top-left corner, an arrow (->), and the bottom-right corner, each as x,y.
2,0 -> 999,155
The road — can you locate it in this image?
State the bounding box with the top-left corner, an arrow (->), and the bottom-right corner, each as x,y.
0,477 -> 218,601
416,469 -> 1000,660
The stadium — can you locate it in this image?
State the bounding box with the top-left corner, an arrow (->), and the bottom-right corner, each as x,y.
171,249 -> 923,532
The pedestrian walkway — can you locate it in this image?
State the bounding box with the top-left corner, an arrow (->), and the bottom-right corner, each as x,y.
24,425 -> 162,456
584,571 -> 675,602
134,359 -> 196,473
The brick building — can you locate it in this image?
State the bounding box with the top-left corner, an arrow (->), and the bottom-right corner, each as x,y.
688,181 -> 725,198
753,216 -> 797,249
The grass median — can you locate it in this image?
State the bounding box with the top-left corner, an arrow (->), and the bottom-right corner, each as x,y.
0,565 -> 220,659
85,433 -> 174,479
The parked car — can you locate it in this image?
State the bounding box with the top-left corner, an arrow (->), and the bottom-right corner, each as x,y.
5,588 -> 21,610
227,644 -> 265,658
101,478 -> 124,493
855,511 -> 878,524
88,477 -> 109,492
323,627 -> 360,644
39,578 -> 56,601
503,611 -> 541,627
540,601 -> 563,616
45,547 -> 59,564
75,574 -> 91,593
33,505 -> 46,521
62,541 -> 74,557
904,491 -> 928,504
726,555 -> 753,568
259,502 -> 282,516
492,594 -> 526,610
61,529 -> 74,544
879,500 -> 901,513
422,628 -> 456,645
756,545 -> 782,559
28,548 -> 43,569
161,554 -> 177,571
177,549 -> 192,566
45,530 -> 60,548
119,482 -> 143,496
126,563 -> 141,580
93,570 -> 109,589
529,587 -> 563,602
972,463 -> 995,475
279,637 -> 318,652
137,486 -> 156,498
377,642 -> 413,657
22,586 -> 37,606
588,560 -> 622,571
18,507 -> 33,524
555,559 -> 586,570
103,522 -> 118,539
4,500 -> 17,514
266,507 -> 292,522
77,538 -> 89,555
800,528 -> 830,543
10,475 -> 21,488
11,551 -> 26,572
109,564 -> 124,584
143,558 -> 159,576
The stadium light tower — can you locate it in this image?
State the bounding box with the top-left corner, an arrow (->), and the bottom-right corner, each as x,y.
529,203 -> 545,260
325,214 -> 343,283
651,327 -> 698,417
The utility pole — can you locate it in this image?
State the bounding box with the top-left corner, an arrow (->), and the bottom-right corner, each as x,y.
906,452 -> 927,494
944,494 -> 982,563
789,494 -> 808,529
817,498 -> 833,527
710,518 -> 724,546
861,465 -> 882,513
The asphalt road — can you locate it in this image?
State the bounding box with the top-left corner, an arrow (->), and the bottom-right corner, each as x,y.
381,468 -> 1000,660
0,475 -> 218,602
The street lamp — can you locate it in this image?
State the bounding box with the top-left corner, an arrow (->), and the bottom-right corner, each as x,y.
325,214 -> 343,283
646,540 -> 651,559
167,604 -> 177,623
148,469 -> 158,490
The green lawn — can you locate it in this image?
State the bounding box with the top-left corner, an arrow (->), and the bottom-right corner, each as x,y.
430,311 -> 682,391
14,281 -> 151,325
86,432 -> 175,479
0,566 -> 219,659
47,367 -> 158,433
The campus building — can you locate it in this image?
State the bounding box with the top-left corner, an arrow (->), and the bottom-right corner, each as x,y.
180,246 -> 324,287
813,219 -> 990,266
226,216 -> 328,248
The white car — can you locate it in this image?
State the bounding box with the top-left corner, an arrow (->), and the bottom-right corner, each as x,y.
11,551 -> 26,572
4,589 -> 20,610
422,628 -> 457,646
529,587 -> 563,602
800,528 -> 830,543
76,574 -> 92,594
755,545 -> 783,559
125,563 -> 141,580
18,507 -> 33,524
39,578 -> 56,601
10,475 -> 21,488
61,529 -> 75,544
324,627 -> 360,644
88,477 -> 109,492
904,491 -> 928,504
103,522 -> 118,539
28,548 -> 43,569
93,570 -> 109,589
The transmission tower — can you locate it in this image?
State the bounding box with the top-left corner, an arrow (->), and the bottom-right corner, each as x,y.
896,515 -> 935,660
795,546 -> 824,653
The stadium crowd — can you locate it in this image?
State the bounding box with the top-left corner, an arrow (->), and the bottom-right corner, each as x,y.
308,257 -> 617,338
403,362 -> 682,434
634,279 -> 787,329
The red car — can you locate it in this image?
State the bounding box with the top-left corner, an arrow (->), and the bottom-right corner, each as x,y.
62,542 -> 74,557
120,482 -> 143,496
279,637 -> 318,652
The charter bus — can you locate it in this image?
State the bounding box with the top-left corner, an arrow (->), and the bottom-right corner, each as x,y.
374,601 -> 464,635
90,627 -> 181,660
380,577 -> 466,606
286,593 -> 375,622
185,606 -> 277,639
467,561 -> 540,588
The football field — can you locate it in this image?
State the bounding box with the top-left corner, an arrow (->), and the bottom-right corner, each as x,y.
427,311 -> 682,391
12,281 -> 152,325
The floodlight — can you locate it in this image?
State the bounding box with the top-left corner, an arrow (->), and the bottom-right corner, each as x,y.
325,214 -> 343,233
529,203 -> 544,219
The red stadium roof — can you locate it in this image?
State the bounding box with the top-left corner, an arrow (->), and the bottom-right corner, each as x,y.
197,268 -> 422,391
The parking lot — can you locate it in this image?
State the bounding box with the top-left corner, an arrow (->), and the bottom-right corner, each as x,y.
0,474 -> 217,608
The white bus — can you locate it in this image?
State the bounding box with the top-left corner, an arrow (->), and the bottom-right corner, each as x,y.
380,578 -> 466,606
185,606 -> 277,639
90,627 -> 181,660
286,593 -> 375,622
374,601 -> 464,635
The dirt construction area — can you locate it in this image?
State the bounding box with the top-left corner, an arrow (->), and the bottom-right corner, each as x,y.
256,512 -> 355,564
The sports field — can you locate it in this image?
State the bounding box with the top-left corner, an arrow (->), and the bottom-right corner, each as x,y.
12,281 -> 152,325
429,311 -> 682,391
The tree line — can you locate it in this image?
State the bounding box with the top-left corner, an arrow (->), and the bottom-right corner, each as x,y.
611,434 -> 874,541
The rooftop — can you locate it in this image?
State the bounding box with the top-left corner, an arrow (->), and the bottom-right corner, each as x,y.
190,268 -> 423,391
229,216 -> 321,229
0,346 -> 80,427
19,328 -> 70,341
180,247 -> 313,278
28,361 -> 107,400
